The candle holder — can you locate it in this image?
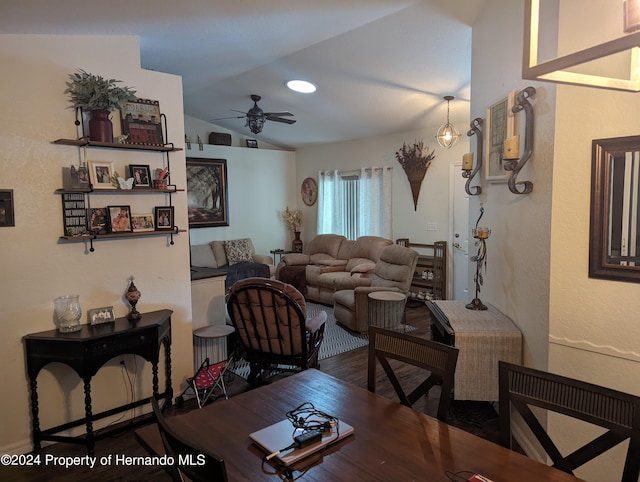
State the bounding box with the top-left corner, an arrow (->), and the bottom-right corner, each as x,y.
502,86 -> 536,195
467,207 -> 490,311
461,118 -> 483,196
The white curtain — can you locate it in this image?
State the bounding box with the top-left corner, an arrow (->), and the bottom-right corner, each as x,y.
317,167 -> 392,239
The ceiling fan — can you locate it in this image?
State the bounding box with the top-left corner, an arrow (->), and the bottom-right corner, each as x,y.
213,94 -> 296,135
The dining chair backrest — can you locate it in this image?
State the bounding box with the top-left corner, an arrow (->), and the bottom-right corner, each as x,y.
367,326 -> 459,421
151,397 -> 229,482
498,361 -> 640,482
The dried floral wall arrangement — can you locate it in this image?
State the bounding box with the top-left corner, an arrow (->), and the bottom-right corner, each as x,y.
395,140 -> 436,210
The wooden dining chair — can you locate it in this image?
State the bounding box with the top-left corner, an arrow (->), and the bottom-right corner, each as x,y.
151,397 -> 229,482
498,361 -> 640,482
367,326 -> 459,420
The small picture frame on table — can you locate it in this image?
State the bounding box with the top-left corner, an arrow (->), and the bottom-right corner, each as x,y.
131,213 -> 155,232
129,164 -> 152,188
0,189 -> 15,227
107,205 -> 133,233
88,161 -> 116,189
88,306 -> 115,325
155,206 -> 174,230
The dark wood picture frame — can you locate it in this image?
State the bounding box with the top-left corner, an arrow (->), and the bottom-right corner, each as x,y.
120,98 -> 164,146
0,189 -> 15,227
590,135 -> 640,283
155,206 -> 174,230
186,157 -> 229,228
107,205 -> 133,233
301,177 -> 318,206
129,164 -> 152,188
246,139 -> 258,148
88,207 -> 108,234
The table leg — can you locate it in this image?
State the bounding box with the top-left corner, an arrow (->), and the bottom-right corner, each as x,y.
163,337 -> 173,407
83,378 -> 95,455
29,378 -> 41,453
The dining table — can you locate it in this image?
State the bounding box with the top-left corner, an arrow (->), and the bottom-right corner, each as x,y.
135,368 -> 583,481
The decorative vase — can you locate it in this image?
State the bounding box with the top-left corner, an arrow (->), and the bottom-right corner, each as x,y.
292,231 -> 303,253
88,109 -> 114,143
54,294 -> 82,333
125,277 -> 142,321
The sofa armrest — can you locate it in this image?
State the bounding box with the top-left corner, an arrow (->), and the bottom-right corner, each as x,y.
252,254 -> 274,265
280,253 -> 310,266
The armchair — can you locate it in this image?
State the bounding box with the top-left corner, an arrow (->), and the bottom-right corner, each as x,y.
333,244 -> 418,333
226,277 -> 327,384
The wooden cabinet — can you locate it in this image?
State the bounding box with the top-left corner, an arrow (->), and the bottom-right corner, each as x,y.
54,139 -> 184,252
396,239 -> 447,300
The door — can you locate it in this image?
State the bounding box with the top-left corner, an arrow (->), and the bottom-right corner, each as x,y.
450,163 -> 469,300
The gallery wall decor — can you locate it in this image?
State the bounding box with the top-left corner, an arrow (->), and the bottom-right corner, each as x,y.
485,91 -> 516,182
589,135 -> 640,283
462,118 -> 484,196
186,157 -> 229,228
395,140 -> 436,210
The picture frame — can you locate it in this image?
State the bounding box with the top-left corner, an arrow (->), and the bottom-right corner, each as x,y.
120,98 -> 164,146
301,177 -> 318,206
131,213 -> 155,232
0,189 -> 15,227
107,205 -> 133,233
485,90 -> 517,182
155,206 -> 174,230
88,306 -> 115,325
186,158 -> 229,228
87,207 -> 108,234
246,139 -> 258,148
128,164 -> 152,188
88,161 -> 116,189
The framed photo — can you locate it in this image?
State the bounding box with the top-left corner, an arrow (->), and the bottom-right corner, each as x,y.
155,206 -> 174,230
107,205 -> 133,233
87,207 -> 108,234
129,164 -> 152,188
120,98 -> 164,146
88,161 -> 116,189
131,213 -> 155,232
88,306 -> 115,325
246,139 -> 258,148
0,189 -> 15,227
186,158 -> 229,228
301,177 -> 318,206
485,90 -> 517,182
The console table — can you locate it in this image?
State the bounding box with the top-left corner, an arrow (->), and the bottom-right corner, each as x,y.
426,300 -> 522,401
23,309 -> 173,455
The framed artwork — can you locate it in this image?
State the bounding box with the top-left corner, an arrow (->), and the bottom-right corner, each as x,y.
485,91 -> 517,182
131,213 -> 155,232
88,306 -> 115,325
0,189 -> 15,227
107,205 -> 132,233
129,164 -> 152,188
155,206 -> 174,230
301,177 -> 318,206
246,139 -> 258,148
186,157 -> 229,228
87,207 -> 108,234
120,98 -> 164,146
88,161 -> 116,189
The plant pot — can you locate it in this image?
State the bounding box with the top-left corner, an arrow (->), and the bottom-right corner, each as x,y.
292,231 -> 303,253
89,109 -> 113,143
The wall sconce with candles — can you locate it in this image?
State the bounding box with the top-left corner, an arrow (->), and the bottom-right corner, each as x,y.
502,86 -> 536,195
461,118 -> 483,196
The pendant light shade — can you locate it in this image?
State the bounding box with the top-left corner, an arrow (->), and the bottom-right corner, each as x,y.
436,95 -> 460,149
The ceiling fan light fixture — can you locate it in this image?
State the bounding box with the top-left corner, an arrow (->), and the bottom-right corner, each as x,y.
436,95 -> 460,149
286,80 -> 317,93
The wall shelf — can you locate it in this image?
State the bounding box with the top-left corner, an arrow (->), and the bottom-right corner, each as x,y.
53,138 -> 182,152
396,239 -> 447,301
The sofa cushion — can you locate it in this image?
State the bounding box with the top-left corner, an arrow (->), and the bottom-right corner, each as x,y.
225,239 -> 254,265
190,244 -> 218,268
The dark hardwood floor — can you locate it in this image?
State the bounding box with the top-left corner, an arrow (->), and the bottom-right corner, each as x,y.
2,302 -> 501,481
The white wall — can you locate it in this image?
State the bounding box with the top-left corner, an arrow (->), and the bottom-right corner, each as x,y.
0,35 -> 192,454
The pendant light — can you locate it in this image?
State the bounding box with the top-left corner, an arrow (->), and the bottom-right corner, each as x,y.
436,95 -> 460,149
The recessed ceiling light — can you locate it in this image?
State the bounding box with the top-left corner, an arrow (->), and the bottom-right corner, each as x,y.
286,80 -> 317,93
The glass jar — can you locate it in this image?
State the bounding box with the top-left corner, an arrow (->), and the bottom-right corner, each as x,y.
54,295 -> 82,333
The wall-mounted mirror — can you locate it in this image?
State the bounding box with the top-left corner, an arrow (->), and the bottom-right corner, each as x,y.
590,135 -> 640,282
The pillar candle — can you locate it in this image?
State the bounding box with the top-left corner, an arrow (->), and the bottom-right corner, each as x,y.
503,135 -> 520,160
462,152 -> 474,170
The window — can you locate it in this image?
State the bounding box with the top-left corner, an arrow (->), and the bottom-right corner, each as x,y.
317,167 -> 392,240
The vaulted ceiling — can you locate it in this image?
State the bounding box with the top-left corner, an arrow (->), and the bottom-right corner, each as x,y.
3,0 -> 487,149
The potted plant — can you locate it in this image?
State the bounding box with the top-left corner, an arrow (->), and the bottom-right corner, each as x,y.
65,69 -> 136,143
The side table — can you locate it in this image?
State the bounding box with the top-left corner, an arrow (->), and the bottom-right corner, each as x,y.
270,249 -> 293,264
368,291 -> 407,329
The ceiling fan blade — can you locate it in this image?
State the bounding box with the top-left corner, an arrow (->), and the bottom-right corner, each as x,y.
209,114 -> 246,122
268,116 -> 297,125
265,111 -> 294,117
